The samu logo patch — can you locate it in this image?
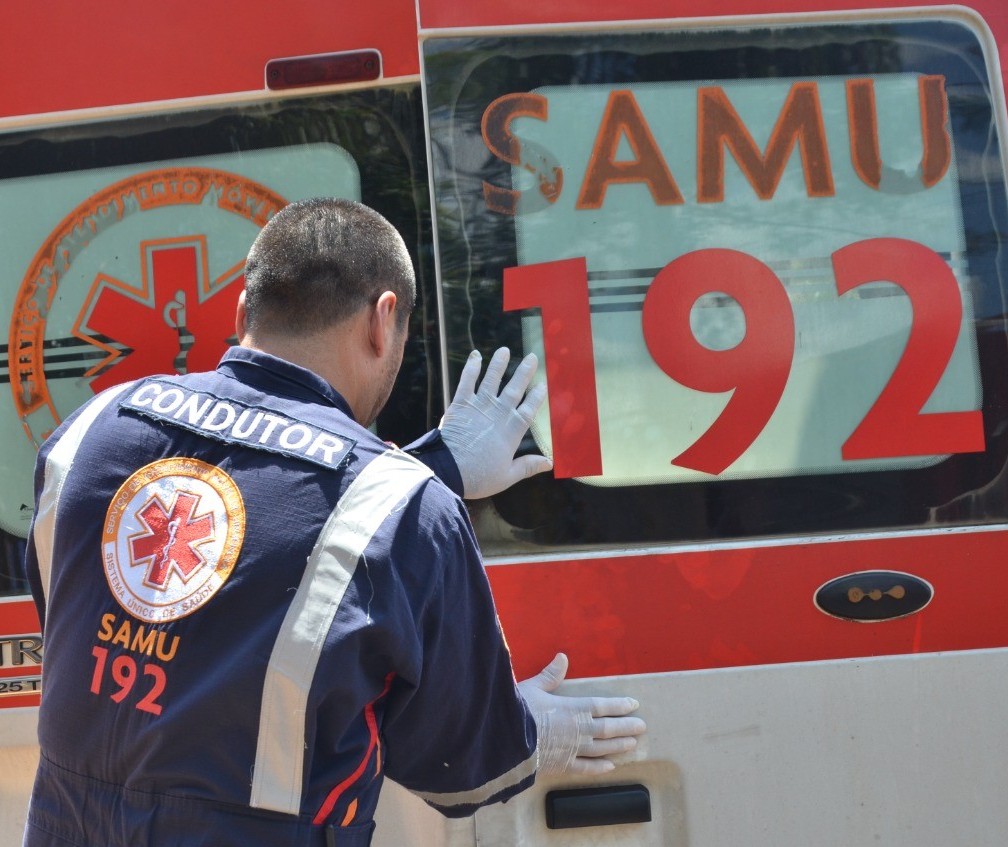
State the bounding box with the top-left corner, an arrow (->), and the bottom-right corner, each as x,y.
103,457 -> 245,623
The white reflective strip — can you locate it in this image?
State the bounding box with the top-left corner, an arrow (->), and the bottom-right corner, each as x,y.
250,449 -> 434,814
409,751 -> 537,809
33,384 -> 133,606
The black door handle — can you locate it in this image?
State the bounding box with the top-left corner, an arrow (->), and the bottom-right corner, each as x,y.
545,784 -> 651,829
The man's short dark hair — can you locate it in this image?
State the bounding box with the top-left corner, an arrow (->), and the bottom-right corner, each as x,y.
243,198 -> 416,336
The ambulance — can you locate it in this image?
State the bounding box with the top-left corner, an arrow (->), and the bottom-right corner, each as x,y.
2,0 -> 1008,844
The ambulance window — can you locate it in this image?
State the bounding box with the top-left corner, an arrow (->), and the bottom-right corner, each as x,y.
0,530 -> 28,595
423,17 -> 1008,554
0,84 -> 435,560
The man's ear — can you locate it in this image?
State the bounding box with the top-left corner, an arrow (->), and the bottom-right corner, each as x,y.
369,291 -> 399,356
235,289 -> 249,342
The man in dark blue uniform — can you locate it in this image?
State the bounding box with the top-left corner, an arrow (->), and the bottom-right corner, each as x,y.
23,198 -> 644,846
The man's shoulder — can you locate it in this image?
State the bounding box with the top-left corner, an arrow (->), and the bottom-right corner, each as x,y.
353,445 -> 462,511
337,447 -> 472,556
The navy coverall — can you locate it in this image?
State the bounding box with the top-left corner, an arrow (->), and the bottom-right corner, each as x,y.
23,347 -> 536,846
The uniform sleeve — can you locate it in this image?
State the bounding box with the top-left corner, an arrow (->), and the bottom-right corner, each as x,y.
381,495 -> 537,816
403,430 -> 464,498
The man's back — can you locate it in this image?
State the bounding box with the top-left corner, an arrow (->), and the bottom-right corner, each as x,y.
24,347 -> 536,846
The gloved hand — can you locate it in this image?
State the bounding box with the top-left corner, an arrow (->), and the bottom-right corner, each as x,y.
518,653 -> 647,776
440,347 -> 553,500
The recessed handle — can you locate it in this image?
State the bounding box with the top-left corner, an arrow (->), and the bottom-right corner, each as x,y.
545,784 -> 651,829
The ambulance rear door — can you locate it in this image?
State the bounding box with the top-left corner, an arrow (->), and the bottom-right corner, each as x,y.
415,3 -> 1008,845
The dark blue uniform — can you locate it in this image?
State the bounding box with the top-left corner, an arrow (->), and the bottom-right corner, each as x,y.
23,347 -> 536,847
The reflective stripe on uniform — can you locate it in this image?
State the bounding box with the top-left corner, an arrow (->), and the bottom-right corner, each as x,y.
250,449 -> 435,814
33,383 -> 134,607
409,751 -> 537,811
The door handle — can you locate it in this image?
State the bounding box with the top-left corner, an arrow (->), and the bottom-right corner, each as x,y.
545,784 -> 651,829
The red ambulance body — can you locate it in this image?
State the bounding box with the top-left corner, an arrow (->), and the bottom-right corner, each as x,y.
2,0 -> 1008,844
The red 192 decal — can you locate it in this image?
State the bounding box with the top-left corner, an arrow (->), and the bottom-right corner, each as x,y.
833,238 -> 984,459
503,257 -> 604,477
642,249 -> 795,474
504,238 -> 985,477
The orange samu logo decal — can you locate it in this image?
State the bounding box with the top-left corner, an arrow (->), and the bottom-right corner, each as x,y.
8,167 -> 287,446
103,458 -> 245,623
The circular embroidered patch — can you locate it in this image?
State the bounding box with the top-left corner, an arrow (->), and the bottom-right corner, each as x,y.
102,457 -> 245,623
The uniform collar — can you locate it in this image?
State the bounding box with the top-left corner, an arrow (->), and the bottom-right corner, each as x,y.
217,347 -> 356,420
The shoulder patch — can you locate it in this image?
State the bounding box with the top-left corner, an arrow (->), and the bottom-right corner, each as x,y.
121,378 -> 356,471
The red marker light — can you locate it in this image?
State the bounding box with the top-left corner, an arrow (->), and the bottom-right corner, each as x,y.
265,50 -> 382,90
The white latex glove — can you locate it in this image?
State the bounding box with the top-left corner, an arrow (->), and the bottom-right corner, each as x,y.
518,653 -> 646,776
440,347 -> 553,500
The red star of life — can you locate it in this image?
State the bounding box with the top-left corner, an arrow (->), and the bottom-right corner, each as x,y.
130,490 -> 216,589
77,236 -> 242,394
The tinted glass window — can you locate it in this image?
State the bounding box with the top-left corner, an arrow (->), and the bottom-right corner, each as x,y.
0,84 -> 436,596
423,17 -> 1008,555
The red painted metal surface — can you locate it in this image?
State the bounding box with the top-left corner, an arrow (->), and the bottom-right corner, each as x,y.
7,527 -> 1008,698
4,2 -> 1003,120
487,530 -> 1008,680
0,0 -> 420,119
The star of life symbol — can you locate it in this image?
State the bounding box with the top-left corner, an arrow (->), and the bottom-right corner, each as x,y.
104,458 -> 245,623
75,235 -> 244,395
9,167 -> 288,447
130,490 -> 215,590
